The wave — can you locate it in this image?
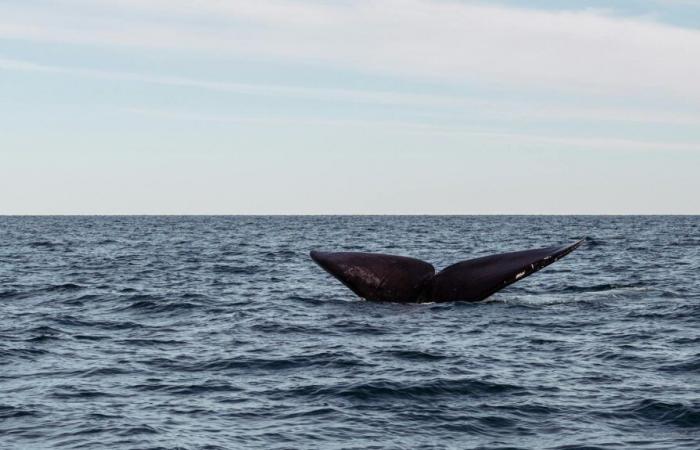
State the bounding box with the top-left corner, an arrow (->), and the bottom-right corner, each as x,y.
250,321 -> 337,335
212,264 -> 260,274
0,289 -> 23,300
116,338 -> 186,347
142,352 -> 368,373
51,315 -> 152,331
50,388 -> 121,400
376,349 -> 448,361
28,240 -> 61,248
281,378 -> 525,402
0,405 -> 38,419
626,399 -> 700,428
44,283 -> 84,293
658,358 -> 700,373
559,282 -> 648,294
131,381 -> 243,395
78,367 -> 133,378
116,299 -> 199,314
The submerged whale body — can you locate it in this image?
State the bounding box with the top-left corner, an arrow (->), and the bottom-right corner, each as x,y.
311,239 -> 583,303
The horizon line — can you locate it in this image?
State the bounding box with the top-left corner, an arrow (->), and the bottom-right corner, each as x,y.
2,213 -> 699,217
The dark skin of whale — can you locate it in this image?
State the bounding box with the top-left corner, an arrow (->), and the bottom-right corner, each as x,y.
310,239 -> 583,303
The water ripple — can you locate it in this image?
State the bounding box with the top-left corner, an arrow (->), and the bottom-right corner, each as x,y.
1,216 -> 699,449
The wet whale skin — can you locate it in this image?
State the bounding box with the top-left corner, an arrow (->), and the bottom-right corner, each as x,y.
311,239 -> 583,303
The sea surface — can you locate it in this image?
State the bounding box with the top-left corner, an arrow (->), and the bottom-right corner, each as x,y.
1,216 -> 699,450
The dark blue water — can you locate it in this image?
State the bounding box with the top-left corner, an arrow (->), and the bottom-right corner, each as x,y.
1,216 -> 699,449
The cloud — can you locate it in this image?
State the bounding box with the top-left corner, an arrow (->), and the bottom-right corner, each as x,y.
2,0 -> 700,102
4,54 -> 700,128
123,107 -> 700,152
0,55 -> 471,107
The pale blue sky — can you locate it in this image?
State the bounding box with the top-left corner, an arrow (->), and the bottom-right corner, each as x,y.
2,0 -> 699,214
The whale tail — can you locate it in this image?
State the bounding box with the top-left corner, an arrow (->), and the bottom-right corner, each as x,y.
310,239 -> 584,303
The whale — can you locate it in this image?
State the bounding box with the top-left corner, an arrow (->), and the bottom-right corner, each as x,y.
310,239 -> 583,303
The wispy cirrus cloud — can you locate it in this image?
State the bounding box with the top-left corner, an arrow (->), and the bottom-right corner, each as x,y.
2,0 -> 700,102
4,54 -> 700,128
124,106 -> 700,152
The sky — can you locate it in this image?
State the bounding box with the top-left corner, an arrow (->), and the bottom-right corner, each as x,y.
2,0 -> 700,214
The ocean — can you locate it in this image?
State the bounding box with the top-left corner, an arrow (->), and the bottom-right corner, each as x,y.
1,216 -> 699,449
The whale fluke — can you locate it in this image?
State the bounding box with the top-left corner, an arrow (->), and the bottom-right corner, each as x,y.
309,251 -> 435,302
311,239 -> 583,303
